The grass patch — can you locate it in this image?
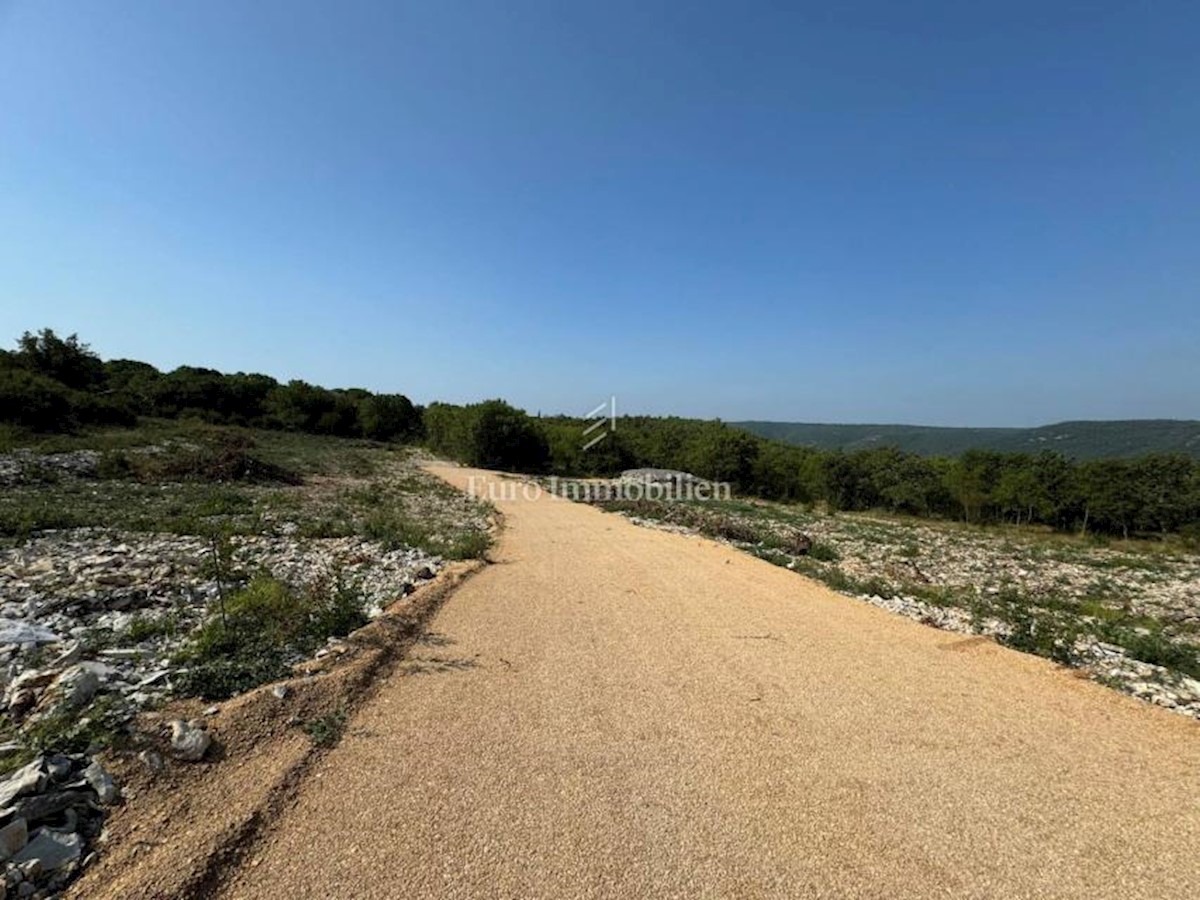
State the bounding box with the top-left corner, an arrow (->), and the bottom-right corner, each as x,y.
1099,624 -> 1200,679
23,695 -> 131,755
362,510 -> 491,560
123,613 -> 185,643
808,541 -> 840,562
174,574 -> 369,700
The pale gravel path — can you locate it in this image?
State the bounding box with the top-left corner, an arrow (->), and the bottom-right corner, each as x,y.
218,466 -> 1200,899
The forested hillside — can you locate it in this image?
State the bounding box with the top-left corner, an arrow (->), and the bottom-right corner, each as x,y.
736,419 -> 1200,460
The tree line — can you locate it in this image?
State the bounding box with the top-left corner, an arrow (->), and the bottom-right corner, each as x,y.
0,329 -> 422,441
427,408 -> 1200,540
3,329 -> 1198,540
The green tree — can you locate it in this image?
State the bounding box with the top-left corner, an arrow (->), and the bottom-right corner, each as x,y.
358,393 -> 421,441
15,329 -> 104,390
469,400 -> 549,471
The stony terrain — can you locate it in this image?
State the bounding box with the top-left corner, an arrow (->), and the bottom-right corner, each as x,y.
0,530 -> 443,723
576,490 -> 1200,719
201,465 -> 1200,900
0,430 -> 492,897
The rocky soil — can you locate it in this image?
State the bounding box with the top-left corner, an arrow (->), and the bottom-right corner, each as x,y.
0,529 -> 444,898
0,753 -> 117,898
0,438 -> 493,897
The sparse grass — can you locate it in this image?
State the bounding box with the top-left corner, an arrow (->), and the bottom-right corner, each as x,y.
23,694 -> 131,755
1,424 -> 493,559
173,574 -> 370,700
123,613 -> 185,643
0,479 -> 270,543
1098,624 -> 1200,679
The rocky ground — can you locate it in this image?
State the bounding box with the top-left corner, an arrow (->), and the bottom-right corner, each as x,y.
573,489 -> 1200,721
0,431 -> 492,898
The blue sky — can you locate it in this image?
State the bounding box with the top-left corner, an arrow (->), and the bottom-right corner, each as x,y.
1,1 -> 1196,425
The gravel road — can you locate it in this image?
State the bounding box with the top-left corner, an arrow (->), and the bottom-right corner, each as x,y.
217,465 -> 1200,899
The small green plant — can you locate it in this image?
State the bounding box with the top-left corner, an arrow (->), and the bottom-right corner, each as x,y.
808,541 -> 840,562
24,695 -> 129,755
124,613 -> 182,643
303,706 -> 348,747
968,593 -> 991,633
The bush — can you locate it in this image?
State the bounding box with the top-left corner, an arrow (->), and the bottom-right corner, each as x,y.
705,516 -> 762,543
0,369 -> 76,432
131,431 -> 300,484
469,400 -> 549,472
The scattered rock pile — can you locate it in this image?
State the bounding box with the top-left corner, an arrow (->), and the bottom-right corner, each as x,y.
0,754 -> 117,897
0,451 -> 101,487
0,529 -> 442,762
852,589 -> 1200,717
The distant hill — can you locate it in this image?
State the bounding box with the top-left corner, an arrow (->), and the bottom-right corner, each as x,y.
732,419 -> 1200,460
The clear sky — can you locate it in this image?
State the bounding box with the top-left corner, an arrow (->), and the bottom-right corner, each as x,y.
1,1 -> 1196,426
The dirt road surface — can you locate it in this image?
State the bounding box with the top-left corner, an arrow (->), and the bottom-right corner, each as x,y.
217,465 -> 1199,899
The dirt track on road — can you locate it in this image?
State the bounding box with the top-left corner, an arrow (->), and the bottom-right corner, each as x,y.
215,465 -> 1199,899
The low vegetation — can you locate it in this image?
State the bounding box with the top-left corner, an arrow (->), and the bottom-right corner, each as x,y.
174,574 -> 369,700
0,415 -> 493,759
0,419 -> 492,561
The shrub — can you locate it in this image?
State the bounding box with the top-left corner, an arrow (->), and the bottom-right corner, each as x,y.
469,400 -> 549,472
0,369 -> 76,432
809,541 -> 840,562
705,516 -> 762,544
132,431 -> 300,484
97,450 -> 134,479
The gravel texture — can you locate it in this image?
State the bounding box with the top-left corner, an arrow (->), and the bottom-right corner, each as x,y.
216,465 -> 1200,900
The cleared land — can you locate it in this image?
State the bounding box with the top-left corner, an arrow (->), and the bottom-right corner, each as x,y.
577,491 -> 1200,717
213,465 -> 1200,900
